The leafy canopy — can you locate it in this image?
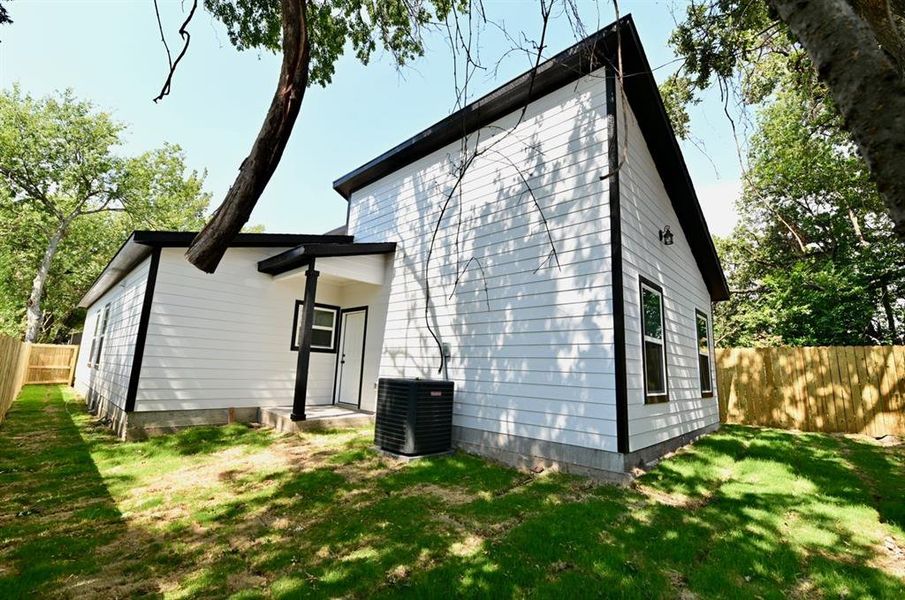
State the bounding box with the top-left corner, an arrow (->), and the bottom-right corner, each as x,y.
0,87 -> 211,341
204,0 -> 463,87
714,83 -> 905,346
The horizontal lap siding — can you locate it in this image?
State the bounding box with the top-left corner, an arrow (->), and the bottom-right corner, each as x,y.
135,248 -> 340,412
74,257 -> 150,409
349,69 -> 619,452
618,96 -> 719,452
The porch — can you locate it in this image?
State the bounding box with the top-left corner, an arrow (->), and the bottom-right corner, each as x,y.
257,240 -> 396,421
259,404 -> 374,434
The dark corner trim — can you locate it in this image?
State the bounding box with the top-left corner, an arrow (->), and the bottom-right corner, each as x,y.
290,300 -> 342,353
124,247 -> 161,413
639,275 -> 669,405
606,62 -> 629,455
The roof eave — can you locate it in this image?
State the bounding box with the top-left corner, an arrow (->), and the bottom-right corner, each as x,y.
258,242 -> 398,275
78,231 -> 360,310
332,16 -> 628,200
77,234 -> 151,308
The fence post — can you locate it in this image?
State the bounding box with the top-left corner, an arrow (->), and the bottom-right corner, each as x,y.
68,345 -> 79,386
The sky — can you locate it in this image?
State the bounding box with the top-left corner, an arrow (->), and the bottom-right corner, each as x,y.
0,0 -> 742,236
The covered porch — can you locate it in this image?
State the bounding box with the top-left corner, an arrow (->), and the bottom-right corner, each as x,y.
257,240 -> 396,423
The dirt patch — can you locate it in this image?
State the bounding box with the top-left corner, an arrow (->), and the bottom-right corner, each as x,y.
842,433 -> 903,448
789,577 -> 823,600
665,569 -> 698,600
449,534 -> 484,557
128,442 -> 310,502
226,571 -> 268,591
405,483 -> 479,505
871,536 -> 905,579
385,563 -> 411,584
633,484 -> 713,510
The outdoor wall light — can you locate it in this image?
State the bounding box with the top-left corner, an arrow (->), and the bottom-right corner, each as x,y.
659,225 -> 675,246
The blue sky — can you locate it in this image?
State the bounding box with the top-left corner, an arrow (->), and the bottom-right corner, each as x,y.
1,0 -> 741,235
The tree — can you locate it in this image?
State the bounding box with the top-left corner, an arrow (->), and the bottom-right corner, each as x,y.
713,83 -> 905,346
665,0 -> 905,238
0,87 -> 210,342
151,0 -> 461,272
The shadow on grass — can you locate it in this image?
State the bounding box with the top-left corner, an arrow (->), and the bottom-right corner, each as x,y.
1,388 -> 902,599
0,385 -> 139,597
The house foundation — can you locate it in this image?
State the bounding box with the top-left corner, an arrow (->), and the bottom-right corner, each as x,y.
452,422 -> 720,484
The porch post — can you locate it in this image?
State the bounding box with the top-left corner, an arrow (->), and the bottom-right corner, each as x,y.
291,260 -> 319,421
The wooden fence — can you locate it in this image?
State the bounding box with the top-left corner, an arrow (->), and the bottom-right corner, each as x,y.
25,344 -> 79,385
0,339 -> 80,423
0,335 -> 30,424
716,346 -> 905,437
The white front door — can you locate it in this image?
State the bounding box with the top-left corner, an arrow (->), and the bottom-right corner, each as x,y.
336,309 -> 366,406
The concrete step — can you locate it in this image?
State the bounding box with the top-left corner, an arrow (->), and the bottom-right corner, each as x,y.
259,405 -> 374,434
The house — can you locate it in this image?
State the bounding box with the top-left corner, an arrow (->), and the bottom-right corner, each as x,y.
74,15 -> 729,479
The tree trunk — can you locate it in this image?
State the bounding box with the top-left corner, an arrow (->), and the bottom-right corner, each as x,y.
25,219 -> 68,343
771,0 -> 905,238
185,0 -> 310,272
880,282 -> 899,343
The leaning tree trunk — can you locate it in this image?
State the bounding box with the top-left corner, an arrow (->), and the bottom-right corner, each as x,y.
185,0 -> 311,272
25,219 -> 68,343
771,0 -> 905,238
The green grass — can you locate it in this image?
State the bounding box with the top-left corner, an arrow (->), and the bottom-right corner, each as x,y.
0,385 -> 902,599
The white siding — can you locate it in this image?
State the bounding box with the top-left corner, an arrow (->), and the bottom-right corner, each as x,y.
135,247 -> 342,412
618,93 -> 720,452
74,256 -> 151,409
348,69 -> 619,452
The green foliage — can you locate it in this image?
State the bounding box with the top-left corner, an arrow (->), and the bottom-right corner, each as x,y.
659,73 -> 699,139
665,2 -> 904,346
0,87 -> 210,341
203,0 -> 462,87
714,86 -> 905,346
661,1 -> 808,134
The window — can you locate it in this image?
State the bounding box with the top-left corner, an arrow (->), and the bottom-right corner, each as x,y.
291,301 -> 339,352
88,304 -> 110,368
696,309 -> 713,397
640,278 -> 668,403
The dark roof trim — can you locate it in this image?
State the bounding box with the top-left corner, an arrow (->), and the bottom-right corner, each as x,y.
258,242 -> 397,276
78,233 -> 152,308
132,230 -> 353,247
331,15 -> 729,301
615,22 -> 729,301
333,18 -> 624,201
79,230 -> 356,308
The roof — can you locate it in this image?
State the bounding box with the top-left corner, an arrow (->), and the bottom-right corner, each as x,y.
78,231 -> 354,308
257,242 -> 397,275
332,14 -> 729,301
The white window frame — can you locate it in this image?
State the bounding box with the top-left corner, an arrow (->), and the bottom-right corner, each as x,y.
696,309 -> 713,397
640,278 -> 668,403
88,303 -> 110,368
291,301 -> 339,353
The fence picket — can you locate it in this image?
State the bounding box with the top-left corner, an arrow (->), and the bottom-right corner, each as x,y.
717,346 -> 904,437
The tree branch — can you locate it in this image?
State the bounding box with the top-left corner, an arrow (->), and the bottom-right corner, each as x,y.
771,0 -> 905,238
185,0 -> 310,272
153,0 -> 198,103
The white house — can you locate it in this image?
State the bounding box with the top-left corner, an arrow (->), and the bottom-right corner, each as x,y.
75,15 -> 729,478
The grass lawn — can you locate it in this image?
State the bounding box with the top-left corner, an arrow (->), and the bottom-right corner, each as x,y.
0,385 -> 903,599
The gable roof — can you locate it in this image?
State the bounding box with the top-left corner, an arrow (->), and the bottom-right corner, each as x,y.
78,231 -> 353,308
332,14 -> 729,301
